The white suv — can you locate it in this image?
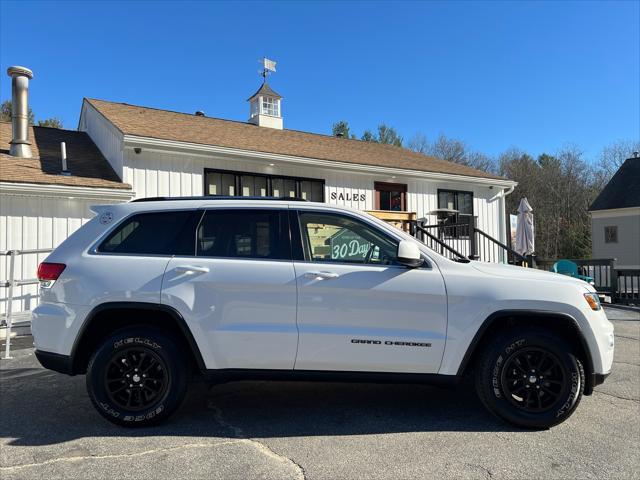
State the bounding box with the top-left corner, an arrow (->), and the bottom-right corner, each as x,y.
32,197 -> 614,428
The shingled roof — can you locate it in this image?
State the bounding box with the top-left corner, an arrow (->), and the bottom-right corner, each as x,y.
247,81 -> 282,100
590,156 -> 640,211
0,122 -> 130,190
85,98 -> 507,181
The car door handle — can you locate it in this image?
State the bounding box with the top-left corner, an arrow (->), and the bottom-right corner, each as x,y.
174,265 -> 210,274
304,271 -> 340,280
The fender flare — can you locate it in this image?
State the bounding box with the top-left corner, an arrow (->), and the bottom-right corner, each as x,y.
71,301 -> 206,373
456,309 -> 595,391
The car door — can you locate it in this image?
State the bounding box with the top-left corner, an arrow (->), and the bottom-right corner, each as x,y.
161,207 -> 298,370
292,209 -> 448,374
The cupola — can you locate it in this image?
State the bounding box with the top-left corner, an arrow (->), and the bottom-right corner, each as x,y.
248,58 -> 283,129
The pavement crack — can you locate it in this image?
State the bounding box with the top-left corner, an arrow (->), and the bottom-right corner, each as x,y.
207,398 -> 306,480
0,440 -> 243,472
465,462 -> 494,479
594,390 -> 639,403
614,334 -> 639,341
613,360 -> 640,367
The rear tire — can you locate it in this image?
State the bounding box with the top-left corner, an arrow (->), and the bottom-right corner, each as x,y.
475,328 -> 584,429
86,327 -> 188,427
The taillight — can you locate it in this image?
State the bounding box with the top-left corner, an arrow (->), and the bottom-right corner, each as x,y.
37,262 -> 66,288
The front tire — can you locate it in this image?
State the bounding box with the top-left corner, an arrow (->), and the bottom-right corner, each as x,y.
475,329 -> 584,429
86,327 -> 188,427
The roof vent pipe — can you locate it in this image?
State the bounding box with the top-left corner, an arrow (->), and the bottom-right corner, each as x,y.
633,151 -> 639,159
7,66 -> 34,158
195,111 -> 205,117
60,142 -> 70,175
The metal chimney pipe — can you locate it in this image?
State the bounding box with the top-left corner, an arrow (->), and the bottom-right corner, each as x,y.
7,66 -> 34,158
60,142 -> 70,175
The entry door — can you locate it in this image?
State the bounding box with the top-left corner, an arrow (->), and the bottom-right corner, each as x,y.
161,208 -> 298,370
292,210 -> 448,373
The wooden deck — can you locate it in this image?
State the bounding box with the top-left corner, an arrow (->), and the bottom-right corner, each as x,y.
365,210 -> 416,232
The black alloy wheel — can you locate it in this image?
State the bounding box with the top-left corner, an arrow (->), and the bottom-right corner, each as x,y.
86,327 -> 188,427
104,347 -> 170,411
500,347 -> 567,413
475,328 -> 585,429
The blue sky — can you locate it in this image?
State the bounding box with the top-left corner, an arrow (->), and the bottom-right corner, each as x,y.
1,1 -> 638,160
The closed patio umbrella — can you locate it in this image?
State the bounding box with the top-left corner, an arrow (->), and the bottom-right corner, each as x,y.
515,197 -> 535,257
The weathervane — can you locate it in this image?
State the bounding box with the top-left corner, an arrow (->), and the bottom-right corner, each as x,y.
260,57 -> 277,80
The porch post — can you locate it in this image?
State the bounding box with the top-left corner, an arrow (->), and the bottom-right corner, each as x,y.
469,216 -> 479,260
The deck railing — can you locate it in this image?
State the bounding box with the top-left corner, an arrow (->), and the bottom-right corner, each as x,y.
1,248 -> 53,358
414,219 -> 527,265
536,258 -> 639,305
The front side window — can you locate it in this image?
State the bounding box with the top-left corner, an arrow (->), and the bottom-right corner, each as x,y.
98,211 -> 198,255
197,209 -> 290,260
298,211 -> 399,265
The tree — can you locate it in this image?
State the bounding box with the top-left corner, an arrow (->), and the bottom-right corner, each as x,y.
332,120 -> 355,139
37,118 -> 63,128
499,146 -> 599,260
361,130 -> 375,142
0,100 -> 35,125
429,134 -> 466,163
408,132 -> 497,173
359,123 -> 403,146
0,100 -> 62,128
595,139 -> 640,184
407,132 -> 429,153
376,123 -> 403,146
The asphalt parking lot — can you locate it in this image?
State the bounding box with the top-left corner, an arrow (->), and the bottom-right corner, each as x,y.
1,306 -> 638,480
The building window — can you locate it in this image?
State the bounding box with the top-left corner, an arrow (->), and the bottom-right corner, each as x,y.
204,169 -> 324,202
604,226 -> 618,243
437,189 -> 474,237
374,182 -> 407,211
261,97 -> 279,117
250,99 -> 259,118
240,174 -> 268,197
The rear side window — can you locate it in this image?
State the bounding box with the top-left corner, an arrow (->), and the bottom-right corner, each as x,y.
98,210 -> 199,255
197,209 -> 290,260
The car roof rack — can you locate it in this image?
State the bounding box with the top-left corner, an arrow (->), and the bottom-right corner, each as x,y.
131,195 -> 309,203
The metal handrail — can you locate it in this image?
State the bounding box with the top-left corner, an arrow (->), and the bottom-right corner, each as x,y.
474,227 -> 526,264
414,225 -> 467,260
1,248 -> 53,358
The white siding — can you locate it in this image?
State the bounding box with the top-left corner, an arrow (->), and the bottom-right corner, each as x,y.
124,146 -> 504,239
79,102 -> 125,179
0,194 -> 121,315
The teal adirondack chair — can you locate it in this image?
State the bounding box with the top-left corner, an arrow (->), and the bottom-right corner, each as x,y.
552,260 -> 594,284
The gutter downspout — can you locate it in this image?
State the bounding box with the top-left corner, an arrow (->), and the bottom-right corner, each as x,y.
499,185 -> 516,262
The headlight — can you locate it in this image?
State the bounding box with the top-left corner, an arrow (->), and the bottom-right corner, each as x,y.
584,292 -> 601,311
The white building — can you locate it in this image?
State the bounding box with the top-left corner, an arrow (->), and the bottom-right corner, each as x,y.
1,65 -> 517,318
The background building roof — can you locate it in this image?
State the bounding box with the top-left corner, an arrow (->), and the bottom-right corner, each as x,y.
85,98 -> 507,181
589,156 -> 640,211
0,122 -> 130,190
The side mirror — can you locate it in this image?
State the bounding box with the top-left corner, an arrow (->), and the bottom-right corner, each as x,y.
397,240 -> 424,268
